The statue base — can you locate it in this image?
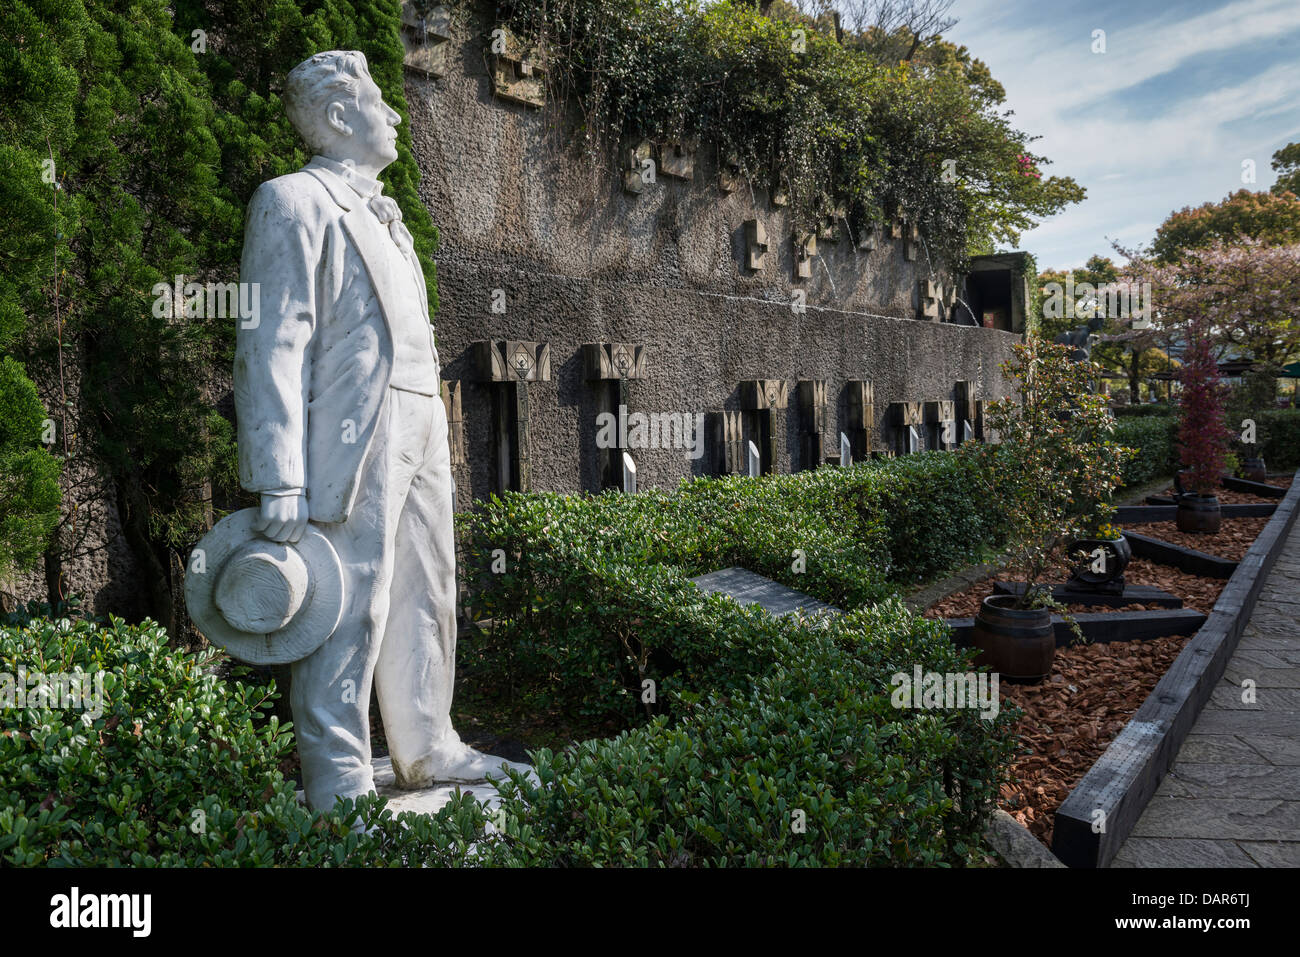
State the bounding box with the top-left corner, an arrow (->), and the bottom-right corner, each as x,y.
371,753 -> 536,817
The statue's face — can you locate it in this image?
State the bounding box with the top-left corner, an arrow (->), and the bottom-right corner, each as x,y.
325,71 -> 400,172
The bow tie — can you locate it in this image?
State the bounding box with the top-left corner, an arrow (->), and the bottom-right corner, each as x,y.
367,195 -> 415,260
368,195 -> 402,224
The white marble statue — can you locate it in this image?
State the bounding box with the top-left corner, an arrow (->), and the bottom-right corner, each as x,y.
188,50 -> 525,812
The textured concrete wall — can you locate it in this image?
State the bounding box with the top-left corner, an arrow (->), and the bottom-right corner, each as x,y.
404,5 -> 1022,505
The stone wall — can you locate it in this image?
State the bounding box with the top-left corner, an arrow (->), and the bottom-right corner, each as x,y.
402,2 -> 1023,505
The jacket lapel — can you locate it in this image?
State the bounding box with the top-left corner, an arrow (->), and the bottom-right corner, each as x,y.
302,166 -> 405,342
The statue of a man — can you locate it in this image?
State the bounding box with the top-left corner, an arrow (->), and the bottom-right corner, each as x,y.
236,50 -> 518,810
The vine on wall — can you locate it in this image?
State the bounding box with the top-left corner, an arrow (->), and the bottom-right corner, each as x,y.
458,0 -> 1082,269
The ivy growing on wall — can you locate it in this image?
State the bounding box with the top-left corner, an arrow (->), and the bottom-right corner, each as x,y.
470,0 -> 1083,268
0,0 -> 436,628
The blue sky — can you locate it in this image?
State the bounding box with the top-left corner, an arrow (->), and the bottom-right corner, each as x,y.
944,0 -> 1300,269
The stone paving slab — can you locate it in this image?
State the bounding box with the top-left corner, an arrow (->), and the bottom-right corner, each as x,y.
1115,519 -> 1300,866
1112,837 -> 1258,868
1130,797 -> 1300,841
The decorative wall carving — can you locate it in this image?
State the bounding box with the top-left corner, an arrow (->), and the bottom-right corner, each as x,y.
488,28 -> 546,107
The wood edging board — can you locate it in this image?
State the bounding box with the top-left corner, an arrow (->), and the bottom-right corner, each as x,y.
945,609 -> 1205,648
1123,530 -> 1239,579
1051,477 -> 1300,868
1118,503 -> 1276,523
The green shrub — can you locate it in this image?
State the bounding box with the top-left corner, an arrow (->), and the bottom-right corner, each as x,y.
477,603 -> 1016,867
0,357 -> 61,579
1113,407 -> 1299,486
0,611 -> 484,866
1256,409 -> 1300,469
4,600 -> 1015,867
458,450 -> 1008,723
1112,416 -> 1178,487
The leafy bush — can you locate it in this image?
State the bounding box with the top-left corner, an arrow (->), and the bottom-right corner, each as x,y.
0,357 -> 61,580
970,341 -> 1132,602
1256,409 -> 1300,469
459,451 -> 1007,722
476,603 -> 1016,867
1112,416 -> 1179,488
0,611 -> 483,866
3,600 -> 1015,867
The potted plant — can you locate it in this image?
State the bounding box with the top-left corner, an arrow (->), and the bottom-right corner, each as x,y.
1065,519 -> 1131,593
972,340 -> 1133,682
1175,323 -> 1232,533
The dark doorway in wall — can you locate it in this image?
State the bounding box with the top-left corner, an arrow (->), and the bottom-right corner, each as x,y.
966,269 -> 1013,331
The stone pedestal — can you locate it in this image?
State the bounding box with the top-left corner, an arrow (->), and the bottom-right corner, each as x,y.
370,755 -> 529,816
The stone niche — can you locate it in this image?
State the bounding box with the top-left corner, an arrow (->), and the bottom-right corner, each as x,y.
794,232 -> 817,280
584,343 -> 647,491
845,379 -> 875,460
400,3 -> 453,77
739,379 -> 788,475
488,27 -> 545,108
472,340 -> 552,492
890,400 -> 925,455
623,140 -> 654,195
796,380 -> 831,469
925,399 -> 956,450
440,380 -> 466,466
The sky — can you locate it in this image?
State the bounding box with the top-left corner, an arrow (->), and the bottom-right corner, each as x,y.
944,0 -> 1300,270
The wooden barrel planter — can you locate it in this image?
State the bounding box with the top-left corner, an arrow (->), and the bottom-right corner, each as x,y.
1242,456 -> 1267,483
971,594 -> 1055,683
1176,493 -> 1222,533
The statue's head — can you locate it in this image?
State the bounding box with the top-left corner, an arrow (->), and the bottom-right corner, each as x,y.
284,51 -> 399,174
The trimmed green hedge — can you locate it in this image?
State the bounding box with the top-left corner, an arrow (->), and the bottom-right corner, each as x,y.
1113,407 -> 1300,487
1112,417 -> 1179,488
1257,409 -> 1300,469
459,450 -> 1007,723
3,600 -> 1015,867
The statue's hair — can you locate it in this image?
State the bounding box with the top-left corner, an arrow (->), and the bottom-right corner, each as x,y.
283,51 -> 371,153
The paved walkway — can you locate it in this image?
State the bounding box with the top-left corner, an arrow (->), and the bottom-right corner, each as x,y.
1113,520 -> 1300,868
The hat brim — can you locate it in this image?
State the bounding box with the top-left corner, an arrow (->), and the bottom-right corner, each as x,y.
184,509 -> 345,666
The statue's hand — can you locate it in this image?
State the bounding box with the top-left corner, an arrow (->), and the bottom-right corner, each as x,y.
254,492 -> 309,543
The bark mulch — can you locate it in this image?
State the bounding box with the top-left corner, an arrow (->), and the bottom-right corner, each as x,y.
1136,516 -> 1271,562
998,632 -> 1190,847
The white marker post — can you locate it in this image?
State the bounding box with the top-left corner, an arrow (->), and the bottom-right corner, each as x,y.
621,451 -> 637,494
747,440 -> 761,478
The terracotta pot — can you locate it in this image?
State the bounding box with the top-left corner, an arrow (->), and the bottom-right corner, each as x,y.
1067,535 -> 1131,585
1242,456 -> 1267,483
971,594 -> 1055,683
1176,493 -> 1221,533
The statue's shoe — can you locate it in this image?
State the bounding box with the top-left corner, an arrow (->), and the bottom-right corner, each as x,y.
420,743 -> 537,786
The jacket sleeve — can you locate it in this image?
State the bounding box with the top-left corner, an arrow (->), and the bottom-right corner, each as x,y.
234,178 -> 320,495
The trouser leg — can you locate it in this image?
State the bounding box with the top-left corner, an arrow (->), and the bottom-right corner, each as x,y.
374,393 -> 460,788
291,389 -> 428,811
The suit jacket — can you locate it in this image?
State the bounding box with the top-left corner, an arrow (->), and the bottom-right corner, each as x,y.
235,161 -> 436,523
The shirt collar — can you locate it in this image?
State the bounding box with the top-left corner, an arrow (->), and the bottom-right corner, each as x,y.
307,155 -> 383,201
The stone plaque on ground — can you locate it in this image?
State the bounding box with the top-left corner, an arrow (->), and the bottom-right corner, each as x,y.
691,566 -> 842,619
